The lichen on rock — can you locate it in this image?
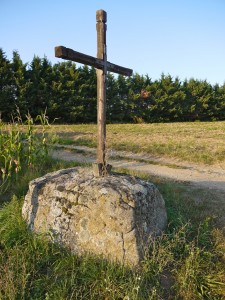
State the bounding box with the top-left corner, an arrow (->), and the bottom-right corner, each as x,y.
22,167 -> 167,266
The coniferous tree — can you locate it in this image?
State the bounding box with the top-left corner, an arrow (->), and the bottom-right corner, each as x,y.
75,66 -> 97,123
11,50 -> 29,118
51,61 -> 78,122
0,49 -> 15,120
106,73 -> 120,122
25,56 -> 52,116
1,49 -> 225,123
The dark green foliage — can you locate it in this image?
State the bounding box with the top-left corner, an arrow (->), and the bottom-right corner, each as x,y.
1,48 -> 225,123
0,49 -> 16,120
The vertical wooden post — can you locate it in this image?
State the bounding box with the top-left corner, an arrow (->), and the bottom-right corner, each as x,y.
94,9 -> 110,176
55,9 -> 132,177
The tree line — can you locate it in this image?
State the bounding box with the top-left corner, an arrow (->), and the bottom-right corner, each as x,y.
1,48 -> 225,123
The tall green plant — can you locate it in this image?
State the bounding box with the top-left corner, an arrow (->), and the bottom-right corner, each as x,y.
0,112 -> 50,192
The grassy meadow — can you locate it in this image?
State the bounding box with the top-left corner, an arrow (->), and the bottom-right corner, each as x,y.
0,119 -> 225,299
49,121 -> 225,165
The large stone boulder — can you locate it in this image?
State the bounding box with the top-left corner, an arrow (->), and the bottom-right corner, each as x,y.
22,167 -> 167,266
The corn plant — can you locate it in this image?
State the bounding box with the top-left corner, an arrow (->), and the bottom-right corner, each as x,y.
0,111 -> 50,192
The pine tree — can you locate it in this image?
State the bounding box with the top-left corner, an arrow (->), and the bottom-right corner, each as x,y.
0,49 -> 15,120
11,50 -> 28,118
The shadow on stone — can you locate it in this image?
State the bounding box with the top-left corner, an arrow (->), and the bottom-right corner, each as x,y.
22,167 -> 167,266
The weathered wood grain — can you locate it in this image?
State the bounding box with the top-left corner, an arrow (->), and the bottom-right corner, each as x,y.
96,10 -> 107,168
55,9 -> 132,176
55,46 -> 132,76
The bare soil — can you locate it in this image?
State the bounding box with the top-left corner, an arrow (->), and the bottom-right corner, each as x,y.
51,144 -> 225,231
51,144 -> 225,193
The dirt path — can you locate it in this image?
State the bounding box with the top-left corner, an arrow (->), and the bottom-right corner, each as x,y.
51,144 -> 225,193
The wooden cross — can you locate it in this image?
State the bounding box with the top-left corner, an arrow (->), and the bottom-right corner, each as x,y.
55,9 -> 133,176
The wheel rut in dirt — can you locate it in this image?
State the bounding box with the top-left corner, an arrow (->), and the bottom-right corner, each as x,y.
51,144 -> 225,194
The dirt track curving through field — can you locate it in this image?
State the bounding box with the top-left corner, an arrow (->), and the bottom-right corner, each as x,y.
51,144 -> 225,193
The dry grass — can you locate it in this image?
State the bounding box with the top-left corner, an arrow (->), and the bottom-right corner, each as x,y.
1,120 -> 225,299
46,122 -> 225,165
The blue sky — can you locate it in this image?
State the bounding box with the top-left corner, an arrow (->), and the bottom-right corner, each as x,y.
1,0 -> 225,85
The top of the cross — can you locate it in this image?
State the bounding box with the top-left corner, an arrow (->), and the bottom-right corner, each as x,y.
96,9 -> 107,23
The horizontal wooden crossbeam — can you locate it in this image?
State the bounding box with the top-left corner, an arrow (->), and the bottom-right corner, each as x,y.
55,46 -> 133,77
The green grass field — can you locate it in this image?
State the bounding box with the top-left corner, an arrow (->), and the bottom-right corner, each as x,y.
0,120 -> 225,299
